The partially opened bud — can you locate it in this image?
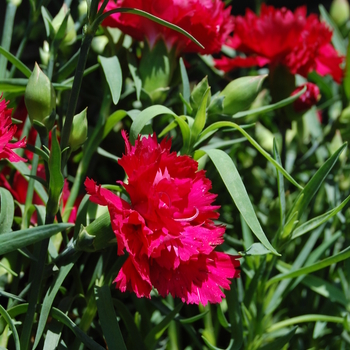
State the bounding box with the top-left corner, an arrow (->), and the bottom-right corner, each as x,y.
25,63 -> 56,129
52,4 -> 77,46
219,75 -> 267,115
68,108 -> 88,151
291,83 -> 321,113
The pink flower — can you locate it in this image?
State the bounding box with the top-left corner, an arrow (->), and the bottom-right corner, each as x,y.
291,82 -> 321,112
85,132 -> 240,305
215,5 -> 344,83
0,95 -> 26,162
100,0 -> 234,54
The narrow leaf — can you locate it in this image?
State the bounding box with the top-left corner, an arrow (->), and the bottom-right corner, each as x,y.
260,327 -> 297,350
0,187 -> 14,234
206,149 -> 279,255
0,304 -> 20,350
0,46 -> 31,78
95,285 -> 127,350
0,223 -> 73,255
267,246 -> 350,286
179,57 -> 190,115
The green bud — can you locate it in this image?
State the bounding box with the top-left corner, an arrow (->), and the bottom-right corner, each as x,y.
68,108 -> 88,151
330,0 -> 350,26
339,105 -> 350,123
52,4 -> 76,46
25,62 -> 56,129
219,75 -> 267,115
39,41 -> 50,66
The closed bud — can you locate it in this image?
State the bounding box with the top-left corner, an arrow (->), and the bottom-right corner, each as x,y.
330,0 -> 350,26
291,83 -> 320,113
25,62 -> 56,129
52,4 -> 76,46
220,75 -> 267,115
68,108 -> 88,151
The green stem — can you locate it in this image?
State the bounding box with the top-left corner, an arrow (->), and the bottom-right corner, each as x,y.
0,1 -> 18,79
60,30 -> 94,170
267,314 -> 343,333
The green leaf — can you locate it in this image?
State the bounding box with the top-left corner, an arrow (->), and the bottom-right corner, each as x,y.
95,285 -> 127,350
0,78 -> 27,92
179,57 -> 190,115
292,194 -> 350,239
99,55 -> 122,105
112,298 -> 145,349
47,127 -> 64,218
41,6 -> 54,38
144,303 -> 183,349
191,88 -> 210,147
199,121 -> 303,190
267,245 -> 350,286
129,105 -> 176,143
0,304 -> 20,350
0,46 -> 31,78
231,85 -> 307,119
174,115 -> 191,154
260,327 -> 297,350
241,243 -> 272,256
286,143 -> 347,223
179,310 -> 209,324
127,52 -> 142,101
206,149 -> 279,255
0,223 -> 73,255
103,110 -> 127,139
33,262 -> 75,349
0,187 -> 14,234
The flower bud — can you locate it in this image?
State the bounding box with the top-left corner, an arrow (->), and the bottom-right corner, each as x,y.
39,41 -> 50,66
68,108 -> 88,151
291,83 -> 320,113
219,75 -> 267,115
25,62 -> 56,128
52,4 -> 76,46
330,0 -> 350,26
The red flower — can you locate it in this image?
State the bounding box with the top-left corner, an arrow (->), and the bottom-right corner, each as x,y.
0,95 -> 26,162
85,132 -> 240,305
100,0 -> 234,54
215,5 -> 344,83
291,82 -> 321,112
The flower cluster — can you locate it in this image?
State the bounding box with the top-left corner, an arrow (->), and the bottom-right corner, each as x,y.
0,95 -> 26,162
100,0 -> 234,54
215,5 -> 344,83
85,132 -> 240,305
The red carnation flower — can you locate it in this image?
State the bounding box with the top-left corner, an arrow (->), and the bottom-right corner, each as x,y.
215,5 -> 344,83
0,95 -> 26,162
100,0 -> 234,55
85,132 -> 240,305
291,82 -> 321,112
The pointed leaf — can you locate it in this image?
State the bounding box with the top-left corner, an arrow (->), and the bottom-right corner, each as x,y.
99,55 -> 122,105
206,149 -> 279,255
260,327 -> 297,350
0,188 -> 14,234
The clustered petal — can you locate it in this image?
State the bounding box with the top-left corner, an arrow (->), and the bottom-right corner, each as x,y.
100,0 -> 234,54
215,4 -> 344,83
0,95 -> 26,162
85,131 -> 240,305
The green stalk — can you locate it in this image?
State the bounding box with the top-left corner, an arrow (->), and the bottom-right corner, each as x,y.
60,30 -> 94,170
267,314 -> 344,333
0,0 -> 20,79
